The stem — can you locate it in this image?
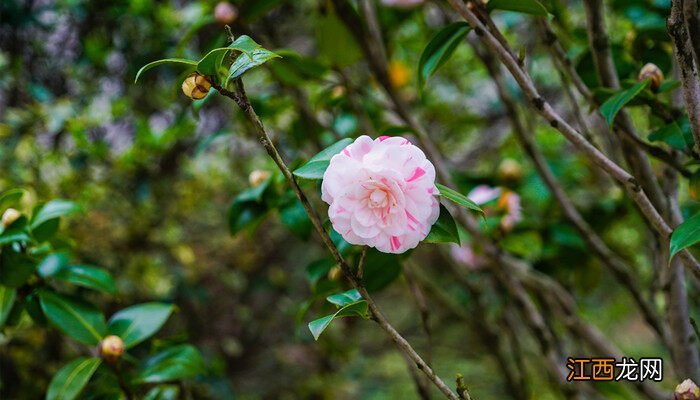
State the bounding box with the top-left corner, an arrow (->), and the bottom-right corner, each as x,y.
214,79 -> 460,400
472,41 -> 671,348
447,0 -> 700,279
670,0 -> 700,155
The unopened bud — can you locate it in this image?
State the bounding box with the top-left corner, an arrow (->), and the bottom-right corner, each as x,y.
388,60 -> 410,88
639,63 -> 663,92
328,265 -> 343,281
498,158 -> 523,181
1,208 -> 21,228
675,379 -> 700,400
98,335 -> 125,363
249,170 -> 272,187
214,2 -> 238,25
331,85 -> 346,99
181,73 -> 211,100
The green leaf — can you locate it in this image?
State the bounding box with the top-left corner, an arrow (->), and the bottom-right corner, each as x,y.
228,178 -> 271,236
279,199 -> 312,238
0,188 -> 27,212
0,286 -> 17,328
0,244 -> 37,287
305,258 -> 335,285
134,344 -> 206,384
30,200 -> 80,231
670,213 -> 700,260
308,300 -> 369,340
599,79 -> 651,126
108,303 -> 174,349
362,250 -> 402,292
424,204 -> 460,244
225,47 -> 281,85
487,0 -> 548,15
46,357 -> 102,400
0,215 -> 31,245
236,178 -> 271,203
145,385 -> 180,400
39,290 -> 107,345
436,183 -> 484,215
418,22 -> 471,89
658,79 -> 681,93
54,265 -> 117,295
196,36 -> 261,77
315,11 -> 362,67
649,120 -> 688,150
37,253 -> 70,277
135,58 -> 198,83
293,138 -> 353,180
326,289 -> 362,307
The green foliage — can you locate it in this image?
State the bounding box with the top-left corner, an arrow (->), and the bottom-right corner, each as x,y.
0,189 -> 206,398
108,303 -> 174,349
326,288 -> 362,307
308,297 -> 369,341
435,183 -> 484,215
418,22 -> 471,89
134,345 -> 206,384
39,290 -> 107,345
293,138 -> 354,179
0,286 -> 16,328
425,204 -> 460,244
135,59 -> 198,83
52,265 -> 117,295
46,357 -> 102,400
670,213 -> 700,260
648,115 -> 695,150
136,35 -> 279,87
599,79 -> 651,126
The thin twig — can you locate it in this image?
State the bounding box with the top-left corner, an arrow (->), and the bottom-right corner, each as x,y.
447,0 -> 700,279
472,40 -> 671,348
214,79 -> 460,400
670,0 -> 700,155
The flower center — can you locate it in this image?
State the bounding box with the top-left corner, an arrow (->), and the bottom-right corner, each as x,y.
368,189 -> 389,209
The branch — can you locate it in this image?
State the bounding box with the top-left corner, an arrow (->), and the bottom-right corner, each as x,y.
213,79 -> 461,400
446,0 -> 700,280
536,18 -> 690,177
472,41 -> 671,348
683,0 -> 700,70
670,0 -> 700,155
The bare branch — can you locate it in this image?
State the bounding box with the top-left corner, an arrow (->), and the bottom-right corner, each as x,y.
446,0 -> 700,279
670,0 -> 700,155
472,40 -> 671,348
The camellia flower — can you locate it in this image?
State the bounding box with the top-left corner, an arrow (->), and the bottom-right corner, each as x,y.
467,185 -> 522,232
321,135 -> 440,254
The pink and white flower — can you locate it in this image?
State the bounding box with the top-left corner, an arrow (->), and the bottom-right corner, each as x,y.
321,135 -> 440,254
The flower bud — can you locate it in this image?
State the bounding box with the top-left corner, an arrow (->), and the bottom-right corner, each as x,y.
181,73 -> 212,100
675,379 -> 700,400
498,158 -> 523,181
388,60 -> 410,88
638,63 -> 663,92
331,85 -> 346,99
328,265 -> 343,281
1,208 -> 21,228
98,335 -> 125,363
214,2 -> 238,25
249,170 -> 272,187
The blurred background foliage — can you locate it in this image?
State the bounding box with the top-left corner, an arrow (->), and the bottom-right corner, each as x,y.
0,0 -> 695,398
